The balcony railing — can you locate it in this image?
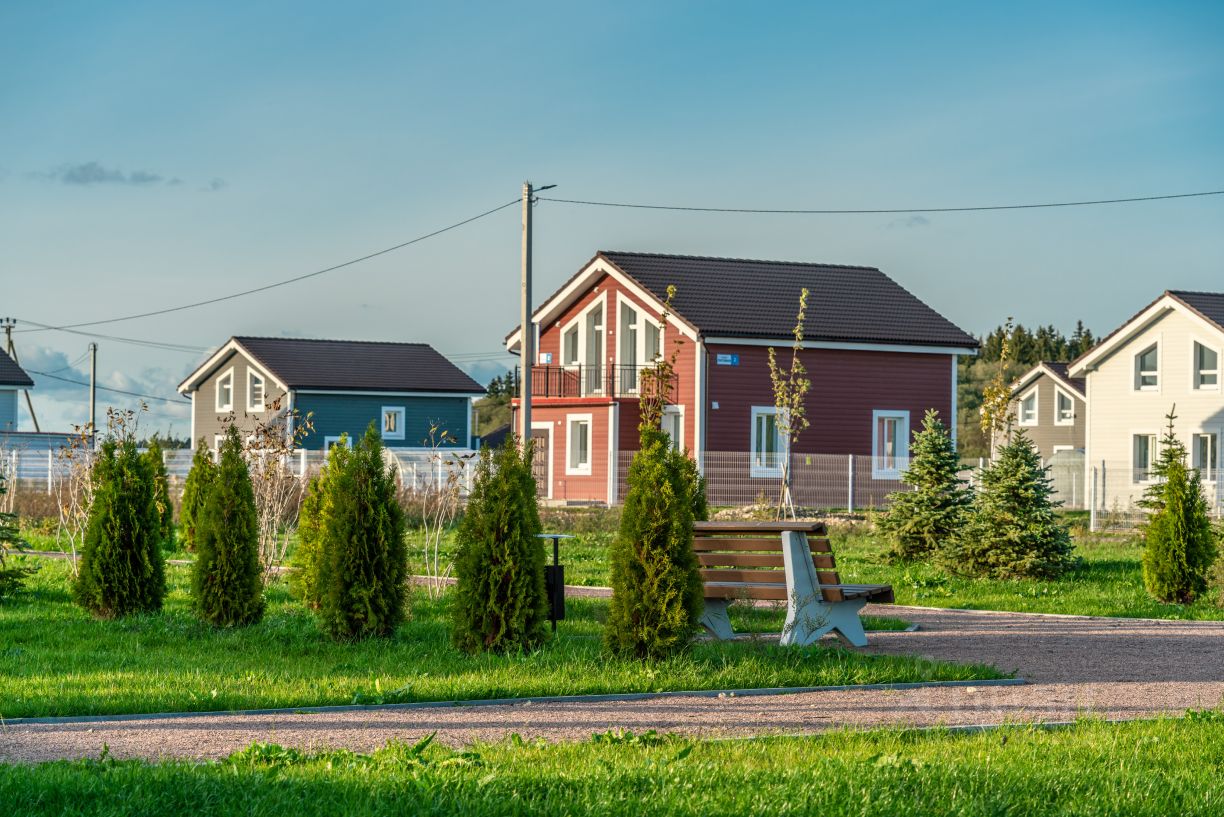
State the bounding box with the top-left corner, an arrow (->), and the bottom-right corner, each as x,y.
515,364 -> 678,400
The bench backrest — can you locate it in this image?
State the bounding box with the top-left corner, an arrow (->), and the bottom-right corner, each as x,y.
692,521 -> 847,602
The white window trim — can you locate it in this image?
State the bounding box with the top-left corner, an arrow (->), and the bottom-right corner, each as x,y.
749,406 -> 787,479
872,409 -> 910,480
213,434 -> 225,461
557,292 -> 608,370
614,291 -> 664,395
215,366 -> 235,412
1052,445 -> 1075,454
1053,385 -> 1076,427
1192,431 -> 1219,483
246,368 -> 267,413
1017,386 -> 1039,427
565,412 -> 593,476
323,435 -> 350,454
381,405 -> 406,441
1131,431 -> 1158,484
662,404 -> 684,452
1134,341 -> 1160,392
1191,338 -> 1221,392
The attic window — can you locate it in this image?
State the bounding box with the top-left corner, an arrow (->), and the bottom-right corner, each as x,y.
1134,344 -> 1158,390
247,371 -> 266,412
1055,388 -> 1075,426
216,369 -> 234,412
1194,342 -> 1218,389
382,406 -> 406,441
1018,389 -> 1038,426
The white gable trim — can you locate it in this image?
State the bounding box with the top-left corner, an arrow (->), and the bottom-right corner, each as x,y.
505,257 -> 698,352
176,338 -> 289,395
1009,362 -> 1085,400
1069,294 -> 1224,377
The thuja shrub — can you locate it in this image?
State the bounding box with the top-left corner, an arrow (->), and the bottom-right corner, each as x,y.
0,471 -> 35,601
604,426 -> 705,660
878,409 -> 972,562
192,425 -> 264,626
1141,416 -> 1218,604
290,456 -> 341,610
72,438 -> 165,618
452,437 -> 548,654
317,425 -> 408,640
141,436 -> 175,550
940,428 -> 1074,580
179,440 -> 216,552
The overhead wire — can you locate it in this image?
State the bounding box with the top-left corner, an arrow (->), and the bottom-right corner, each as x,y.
536,188 -> 1224,215
25,369 -> 189,404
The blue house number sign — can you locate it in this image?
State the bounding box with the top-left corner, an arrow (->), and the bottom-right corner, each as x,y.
715,353 -> 739,366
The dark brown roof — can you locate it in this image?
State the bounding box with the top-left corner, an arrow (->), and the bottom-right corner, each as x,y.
1042,362 -> 1086,396
1170,290 -> 1224,332
598,251 -> 977,348
233,337 -> 483,394
0,353 -> 34,388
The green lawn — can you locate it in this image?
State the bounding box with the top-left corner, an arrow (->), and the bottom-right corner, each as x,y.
4,716 -> 1224,816
0,559 -> 994,719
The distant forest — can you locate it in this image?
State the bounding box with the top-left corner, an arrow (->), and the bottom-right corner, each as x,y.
958,321 -> 1097,458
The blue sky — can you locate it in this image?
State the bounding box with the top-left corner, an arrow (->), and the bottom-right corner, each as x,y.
3,1 -> 1222,436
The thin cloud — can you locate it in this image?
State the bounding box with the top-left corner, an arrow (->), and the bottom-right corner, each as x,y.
885,215 -> 932,229
30,161 -> 225,192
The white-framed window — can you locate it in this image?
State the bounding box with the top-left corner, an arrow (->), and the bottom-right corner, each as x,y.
1052,445 -> 1075,454
1194,342 -> 1219,390
1054,387 -> 1075,426
565,413 -> 592,475
213,434 -> 225,461
324,435 -> 350,453
1193,433 -> 1218,481
872,410 -> 910,479
1018,387 -> 1038,426
246,370 -> 266,412
1134,344 -> 1159,390
661,405 -> 684,453
381,406 -> 406,441
562,325 -> 579,365
750,406 -> 785,478
215,367 -> 234,411
615,293 -> 664,395
1133,433 -> 1157,483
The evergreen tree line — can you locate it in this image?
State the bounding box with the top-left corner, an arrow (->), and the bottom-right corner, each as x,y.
484,370 -> 517,398
977,320 -> 1096,365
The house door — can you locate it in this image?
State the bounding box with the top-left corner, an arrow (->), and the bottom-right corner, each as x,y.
530,427 -> 551,498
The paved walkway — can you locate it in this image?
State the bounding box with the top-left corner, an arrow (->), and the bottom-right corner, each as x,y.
3,606 -> 1223,763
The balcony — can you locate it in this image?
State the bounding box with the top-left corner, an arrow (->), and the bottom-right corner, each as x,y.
515,364 -> 678,400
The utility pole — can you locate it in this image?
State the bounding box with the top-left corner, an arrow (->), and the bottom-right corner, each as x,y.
2,318 -> 40,432
520,182 -> 533,445
88,342 -> 97,436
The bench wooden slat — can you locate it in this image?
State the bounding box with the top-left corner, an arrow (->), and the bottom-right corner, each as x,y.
697,553 -> 785,567
702,583 -> 789,601
692,537 -> 832,553
694,521 -> 827,534
812,554 -> 835,569
700,569 -> 786,584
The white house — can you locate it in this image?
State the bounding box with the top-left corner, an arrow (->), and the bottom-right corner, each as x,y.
1068,290 -> 1224,512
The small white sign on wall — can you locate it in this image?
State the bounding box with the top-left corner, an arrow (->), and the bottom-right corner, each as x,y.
539,352 -> 553,364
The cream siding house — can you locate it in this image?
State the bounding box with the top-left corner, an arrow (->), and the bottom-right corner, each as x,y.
1068,291 -> 1224,513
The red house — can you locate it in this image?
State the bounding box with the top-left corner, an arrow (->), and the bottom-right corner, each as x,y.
506,251 -> 977,506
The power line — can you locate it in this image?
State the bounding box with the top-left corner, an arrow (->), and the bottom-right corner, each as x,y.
40,349 -> 92,375
537,188 -> 1224,215
26,368 -> 189,404
14,320 -> 208,354
20,198 -> 521,334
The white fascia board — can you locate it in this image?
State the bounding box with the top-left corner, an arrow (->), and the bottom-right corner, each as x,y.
293,389 -> 485,398
702,337 -> 978,356
1070,295 -> 1224,377
506,258 -> 698,352
176,338 -> 289,395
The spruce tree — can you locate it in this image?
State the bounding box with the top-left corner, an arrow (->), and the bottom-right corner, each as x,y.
317,425 -> 408,640
192,425 -> 264,626
0,471 -> 34,601
141,435 -> 175,550
1140,412 -> 1218,603
73,438 -> 166,618
452,437 -> 548,654
940,428 -> 1074,579
604,425 -> 705,659
179,440 -> 217,552
878,409 -> 972,561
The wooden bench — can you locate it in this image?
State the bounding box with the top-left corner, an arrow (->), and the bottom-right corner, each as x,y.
694,520 -> 894,647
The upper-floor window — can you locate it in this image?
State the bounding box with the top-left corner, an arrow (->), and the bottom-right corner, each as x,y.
563,326 -> 579,365
1055,388 -> 1075,425
1194,342 -> 1219,389
872,410 -> 910,479
1018,388 -> 1038,426
750,406 -> 784,478
1134,344 -> 1158,390
382,406 -> 406,441
247,370 -> 266,412
216,369 -> 234,411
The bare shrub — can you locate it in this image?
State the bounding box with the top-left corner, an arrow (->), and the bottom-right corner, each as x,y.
404,424 -> 474,600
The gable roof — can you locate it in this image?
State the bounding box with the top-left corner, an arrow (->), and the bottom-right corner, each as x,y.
1010,361 -> 1085,400
178,337 -> 484,395
1069,290 -> 1224,377
508,251 -> 977,351
0,353 -> 34,388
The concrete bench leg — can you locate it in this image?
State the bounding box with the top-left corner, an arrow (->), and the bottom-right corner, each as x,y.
700,599 -> 735,640
779,529 -> 871,648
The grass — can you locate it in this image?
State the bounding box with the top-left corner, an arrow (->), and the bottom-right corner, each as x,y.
0,558 -> 994,719
4,716 -> 1224,816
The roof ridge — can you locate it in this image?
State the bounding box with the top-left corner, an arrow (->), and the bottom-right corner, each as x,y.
233,335 -> 431,348
599,250 -> 881,272
1166,288 -> 1224,297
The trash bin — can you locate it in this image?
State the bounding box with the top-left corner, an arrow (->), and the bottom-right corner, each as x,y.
537,533 -> 573,632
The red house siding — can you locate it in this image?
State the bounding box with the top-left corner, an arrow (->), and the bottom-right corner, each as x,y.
704,345 -> 954,454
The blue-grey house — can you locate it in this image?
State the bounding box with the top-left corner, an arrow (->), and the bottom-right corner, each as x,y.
0,352 -> 34,433
177,336 -> 484,451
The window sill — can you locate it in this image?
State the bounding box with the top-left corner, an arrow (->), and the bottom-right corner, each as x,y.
565,467 -> 592,477
749,468 -> 783,479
